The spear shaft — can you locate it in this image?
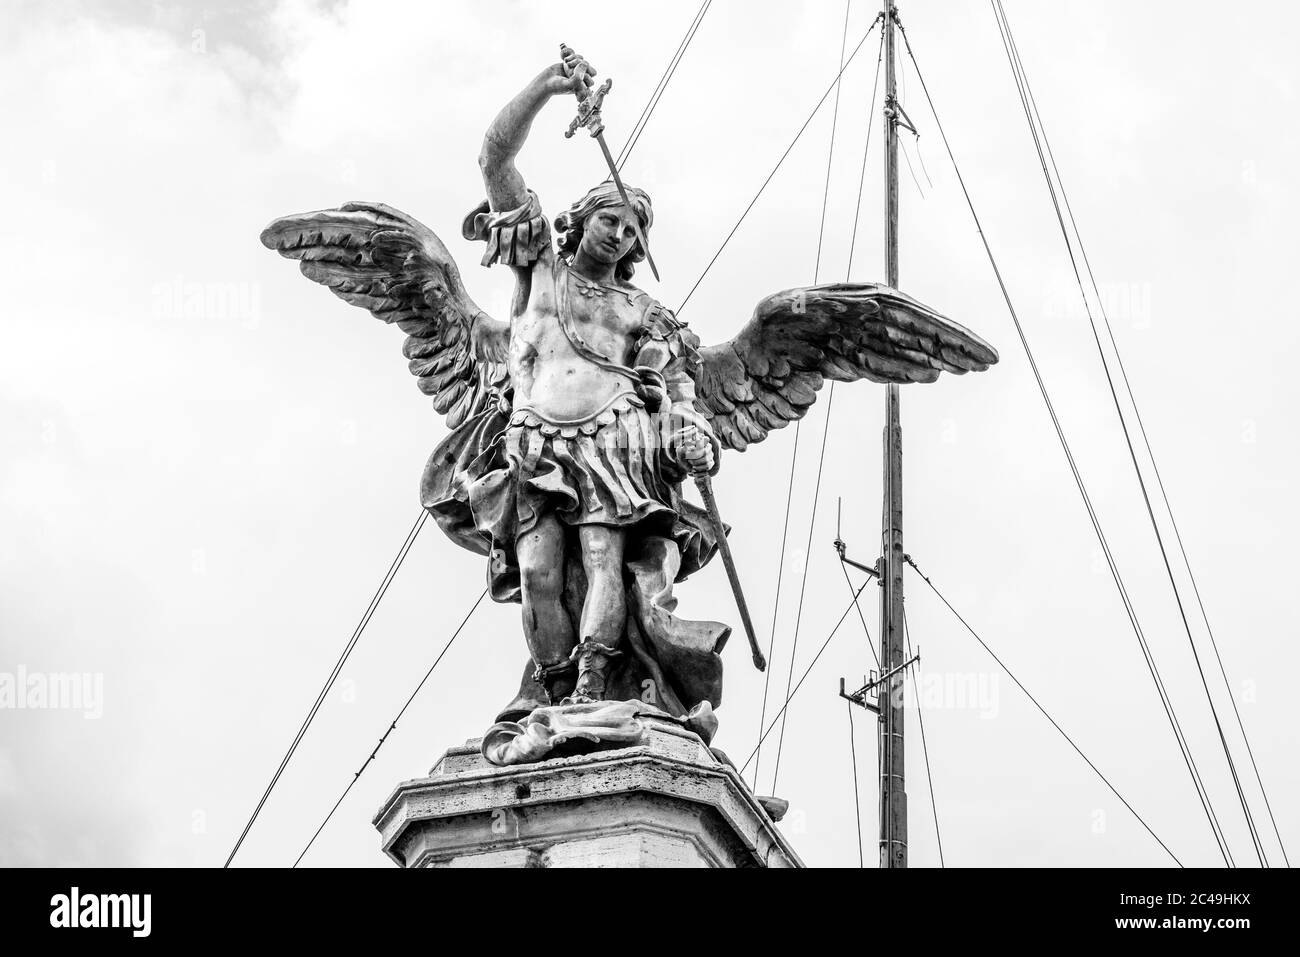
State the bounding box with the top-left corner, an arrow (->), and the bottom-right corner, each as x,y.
694,473 -> 767,672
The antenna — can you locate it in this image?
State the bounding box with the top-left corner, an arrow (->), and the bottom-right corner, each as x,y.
878,0 -> 908,870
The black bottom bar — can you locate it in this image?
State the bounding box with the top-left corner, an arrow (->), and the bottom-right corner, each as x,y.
0,866 -> 1292,944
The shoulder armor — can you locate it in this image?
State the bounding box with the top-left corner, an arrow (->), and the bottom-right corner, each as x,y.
462,189 -> 551,268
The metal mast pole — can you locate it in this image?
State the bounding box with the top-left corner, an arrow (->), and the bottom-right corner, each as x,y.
878,0 -> 907,869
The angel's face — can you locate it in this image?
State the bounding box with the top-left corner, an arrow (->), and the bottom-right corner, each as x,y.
580,205 -> 640,265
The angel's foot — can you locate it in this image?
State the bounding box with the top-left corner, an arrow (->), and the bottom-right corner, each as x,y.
532,659 -> 578,706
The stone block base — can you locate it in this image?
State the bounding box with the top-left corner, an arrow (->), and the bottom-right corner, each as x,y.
373,718 -> 801,868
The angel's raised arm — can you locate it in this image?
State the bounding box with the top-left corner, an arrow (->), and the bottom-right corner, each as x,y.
479,50 -> 596,212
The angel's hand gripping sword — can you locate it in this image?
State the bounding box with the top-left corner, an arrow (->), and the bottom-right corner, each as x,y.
558,43 -> 660,282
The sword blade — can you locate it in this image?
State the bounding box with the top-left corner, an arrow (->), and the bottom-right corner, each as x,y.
595,133 -> 660,282
693,473 -> 766,672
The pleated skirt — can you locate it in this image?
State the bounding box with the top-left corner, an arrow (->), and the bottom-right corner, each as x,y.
501,391 -> 681,533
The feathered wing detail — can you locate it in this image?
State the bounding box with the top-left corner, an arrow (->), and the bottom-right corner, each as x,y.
260,201 -> 510,428
693,283 -> 999,451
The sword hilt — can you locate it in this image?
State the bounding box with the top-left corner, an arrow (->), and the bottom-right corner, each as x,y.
560,43 -> 610,139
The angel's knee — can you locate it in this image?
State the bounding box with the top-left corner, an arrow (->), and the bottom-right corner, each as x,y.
521,559 -> 564,605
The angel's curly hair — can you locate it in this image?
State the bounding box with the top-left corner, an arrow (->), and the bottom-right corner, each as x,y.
554,181 -> 653,281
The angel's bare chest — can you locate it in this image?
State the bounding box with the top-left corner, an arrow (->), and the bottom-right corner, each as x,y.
513,293 -> 643,361
509,291 -> 647,419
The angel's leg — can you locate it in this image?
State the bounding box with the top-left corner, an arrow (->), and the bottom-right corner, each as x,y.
517,513 -> 576,702
572,525 -> 626,701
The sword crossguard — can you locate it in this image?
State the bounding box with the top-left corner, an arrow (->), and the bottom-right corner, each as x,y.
565,77 -> 612,139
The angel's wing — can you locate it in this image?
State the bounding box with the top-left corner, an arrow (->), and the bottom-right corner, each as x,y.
260,201 -> 510,428
693,283 -> 999,451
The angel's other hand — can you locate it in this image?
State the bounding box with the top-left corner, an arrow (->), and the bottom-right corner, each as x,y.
674,426 -> 716,474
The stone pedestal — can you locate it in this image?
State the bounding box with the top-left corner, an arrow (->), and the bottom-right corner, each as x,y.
373,719 -> 802,868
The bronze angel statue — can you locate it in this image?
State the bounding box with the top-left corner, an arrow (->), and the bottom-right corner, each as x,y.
261,48 -> 997,761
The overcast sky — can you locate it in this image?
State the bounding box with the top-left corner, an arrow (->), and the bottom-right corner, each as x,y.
1,0 -> 1296,869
